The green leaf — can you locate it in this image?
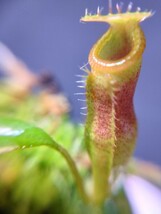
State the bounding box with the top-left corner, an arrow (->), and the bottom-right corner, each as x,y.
0,117 -> 88,202
0,117 -> 55,154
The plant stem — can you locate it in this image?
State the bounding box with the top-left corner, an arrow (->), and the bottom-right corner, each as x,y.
48,141 -> 89,203
91,146 -> 113,204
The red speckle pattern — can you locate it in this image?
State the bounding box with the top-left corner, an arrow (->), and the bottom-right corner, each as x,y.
115,74 -> 139,138
86,71 -> 140,165
87,73 -> 138,141
93,87 -> 112,142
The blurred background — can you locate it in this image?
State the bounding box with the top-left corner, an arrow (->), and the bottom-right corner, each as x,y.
0,0 -> 160,166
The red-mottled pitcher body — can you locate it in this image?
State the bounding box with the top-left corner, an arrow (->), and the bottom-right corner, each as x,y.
81,6 -> 152,204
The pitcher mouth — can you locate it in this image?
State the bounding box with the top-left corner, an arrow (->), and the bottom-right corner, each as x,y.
88,22 -> 145,76
81,4 -> 152,74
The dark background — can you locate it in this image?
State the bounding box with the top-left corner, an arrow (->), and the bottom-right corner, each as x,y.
0,0 -> 160,166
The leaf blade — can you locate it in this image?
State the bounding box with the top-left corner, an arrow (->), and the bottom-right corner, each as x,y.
0,117 -> 55,153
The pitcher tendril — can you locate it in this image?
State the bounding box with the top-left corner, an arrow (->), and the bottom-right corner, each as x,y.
81,1 -> 152,204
